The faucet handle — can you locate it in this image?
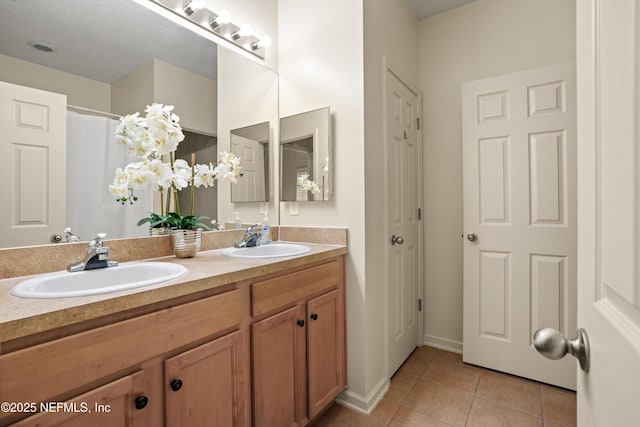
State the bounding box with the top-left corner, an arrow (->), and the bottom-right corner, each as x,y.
247,224 -> 261,234
89,233 -> 107,250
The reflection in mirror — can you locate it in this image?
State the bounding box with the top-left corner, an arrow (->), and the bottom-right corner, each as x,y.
280,107 -> 331,202
0,0 -> 279,249
230,122 -> 270,203
217,48 -> 278,227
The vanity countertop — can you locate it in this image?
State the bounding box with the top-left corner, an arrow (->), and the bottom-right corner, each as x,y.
0,242 -> 347,343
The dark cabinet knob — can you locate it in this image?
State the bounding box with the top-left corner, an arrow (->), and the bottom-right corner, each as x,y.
170,379 -> 183,391
134,395 -> 148,410
310,313 -> 318,321
297,319 -> 305,327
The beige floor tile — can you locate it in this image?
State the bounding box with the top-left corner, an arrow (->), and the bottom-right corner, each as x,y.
403,380 -> 474,427
313,400 -> 400,427
435,349 -> 464,363
421,357 -> 481,393
476,372 -> 542,416
388,407 -> 452,427
466,398 -> 543,427
396,352 -> 432,378
542,385 -> 577,427
385,373 -> 419,404
414,345 -> 440,360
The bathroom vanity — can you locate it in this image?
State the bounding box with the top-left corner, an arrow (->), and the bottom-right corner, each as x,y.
0,244 -> 346,427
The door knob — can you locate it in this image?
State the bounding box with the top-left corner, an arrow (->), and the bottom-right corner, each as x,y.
533,327 -> 590,372
391,235 -> 404,245
466,233 -> 477,242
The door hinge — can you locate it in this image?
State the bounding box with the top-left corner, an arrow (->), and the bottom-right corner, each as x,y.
418,299 -> 422,311
416,117 -> 420,130
418,208 -> 422,220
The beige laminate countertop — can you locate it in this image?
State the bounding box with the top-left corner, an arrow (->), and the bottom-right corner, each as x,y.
0,242 -> 347,343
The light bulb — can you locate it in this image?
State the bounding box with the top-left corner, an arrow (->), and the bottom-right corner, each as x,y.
252,35 -> 272,50
209,9 -> 231,29
232,24 -> 253,40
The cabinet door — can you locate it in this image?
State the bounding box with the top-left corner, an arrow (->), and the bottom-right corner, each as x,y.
252,305 -> 306,427
164,330 -> 245,427
13,371 -> 146,427
307,290 -> 346,419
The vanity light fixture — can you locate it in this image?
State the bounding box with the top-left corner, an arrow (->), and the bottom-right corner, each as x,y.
183,0 -> 205,16
209,9 -> 231,30
149,0 -> 270,60
251,35 -> 272,51
231,24 -> 253,41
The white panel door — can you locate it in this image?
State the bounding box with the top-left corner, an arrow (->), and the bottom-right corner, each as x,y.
385,64 -> 421,375
576,0 -> 640,424
0,82 -> 66,247
231,134 -> 266,202
462,63 -> 577,389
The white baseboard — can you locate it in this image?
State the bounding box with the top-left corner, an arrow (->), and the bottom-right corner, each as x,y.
335,376 -> 389,415
423,334 -> 463,354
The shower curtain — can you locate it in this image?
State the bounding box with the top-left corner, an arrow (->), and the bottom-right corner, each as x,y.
66,111 -> 152,241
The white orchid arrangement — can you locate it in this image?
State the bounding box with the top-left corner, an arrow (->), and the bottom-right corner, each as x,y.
109,103 -> 242,226
297,173 -> 321,195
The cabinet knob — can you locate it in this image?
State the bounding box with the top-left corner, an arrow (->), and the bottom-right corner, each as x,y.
170,379 -> 183,391
297,319 -> 305,327
134,395 -> 149,410
310,313 -> 318,321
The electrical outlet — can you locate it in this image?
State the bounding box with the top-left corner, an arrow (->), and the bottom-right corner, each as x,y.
289,202 -> 299,216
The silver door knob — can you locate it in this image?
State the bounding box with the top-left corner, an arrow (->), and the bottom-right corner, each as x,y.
391,235 -> 404,245
533,327 -> 590,372
467,233 -> 477,242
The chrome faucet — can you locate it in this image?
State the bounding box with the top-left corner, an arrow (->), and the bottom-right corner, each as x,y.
64,227 -> 80,243
67,233 -> 118,272
233,225 -> 262,248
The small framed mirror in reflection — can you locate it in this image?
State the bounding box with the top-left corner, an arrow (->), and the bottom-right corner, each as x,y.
280,107 -> 331,202
230,122 -> 270,203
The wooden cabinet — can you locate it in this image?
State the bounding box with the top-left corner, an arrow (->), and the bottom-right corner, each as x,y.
10,371 -> 146,427
251,258 -> 346,426
0,290 -> 244,427
307,290 -> 345,419
165,330 -> 245,427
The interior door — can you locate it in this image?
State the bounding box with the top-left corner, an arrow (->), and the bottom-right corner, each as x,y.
231,134 -> 266,202
576,0 -> 640,424
0,81 -> 66,247
462,63 -> 577,389
385,63 -> 421,375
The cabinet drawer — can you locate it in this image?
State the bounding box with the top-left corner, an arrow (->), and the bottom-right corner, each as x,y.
0,289 -> 242,412
252,259 -> 342,317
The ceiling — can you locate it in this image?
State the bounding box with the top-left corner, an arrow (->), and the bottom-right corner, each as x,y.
0,0 -> 217,83
405,0 -> 477,20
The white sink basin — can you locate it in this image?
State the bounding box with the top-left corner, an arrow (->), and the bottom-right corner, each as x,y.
11,262 -> 188,299
222,243 -> 311,259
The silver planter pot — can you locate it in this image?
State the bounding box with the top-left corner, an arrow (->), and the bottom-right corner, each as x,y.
170,228 -> 202,258
149,226 -> 170,236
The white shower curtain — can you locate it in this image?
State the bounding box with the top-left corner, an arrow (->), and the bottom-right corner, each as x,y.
66,111 -> 152,241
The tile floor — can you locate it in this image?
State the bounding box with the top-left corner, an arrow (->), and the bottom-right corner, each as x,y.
311,345 -> 576,427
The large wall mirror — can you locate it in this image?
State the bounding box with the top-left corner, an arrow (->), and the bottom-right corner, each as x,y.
0,0 -> 278,249
280,107 -> 331,202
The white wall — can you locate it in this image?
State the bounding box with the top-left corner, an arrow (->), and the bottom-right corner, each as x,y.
0,53 -> 111,112
418,0 -> 576,351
